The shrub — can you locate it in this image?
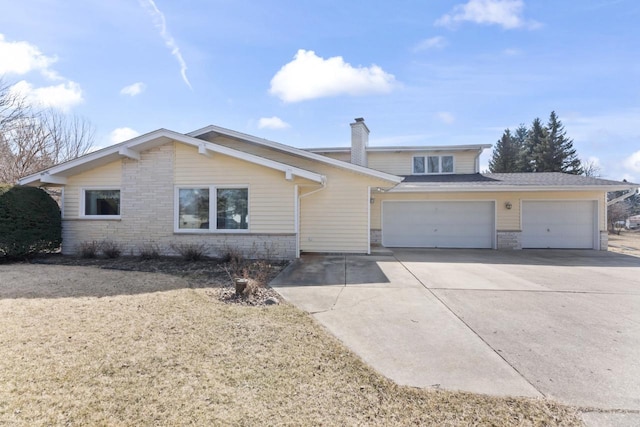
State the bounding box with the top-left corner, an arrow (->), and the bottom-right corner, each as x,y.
170,242 -> 208,261
78,241 -> 100,258
101,240 -> 122,258
0,185 -> 62,261
138,243 -> 161,260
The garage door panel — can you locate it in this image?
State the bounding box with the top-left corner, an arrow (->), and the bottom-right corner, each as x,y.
522,201 -> 596,249
382,201 -> 494,248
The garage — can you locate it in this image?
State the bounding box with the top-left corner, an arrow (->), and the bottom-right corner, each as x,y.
521,200 -> 597,249
382,201 -> 495,248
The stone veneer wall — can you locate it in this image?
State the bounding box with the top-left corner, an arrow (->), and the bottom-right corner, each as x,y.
497,231 -> 522,250
61,144 -> 296,260
370,229 -> 382,245
599,231 -> 608,251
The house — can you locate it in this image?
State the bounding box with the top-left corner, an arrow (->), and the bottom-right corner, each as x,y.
18,118 -> 637,259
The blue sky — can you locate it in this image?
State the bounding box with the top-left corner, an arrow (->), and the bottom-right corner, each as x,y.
1,0 -> 639,181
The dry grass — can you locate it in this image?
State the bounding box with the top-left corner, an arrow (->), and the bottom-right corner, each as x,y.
608,229 -> 640,257
0,263 -> 583,426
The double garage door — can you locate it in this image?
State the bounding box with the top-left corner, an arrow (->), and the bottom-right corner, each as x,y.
382,201 -> 495,248
382,200 -> 597,249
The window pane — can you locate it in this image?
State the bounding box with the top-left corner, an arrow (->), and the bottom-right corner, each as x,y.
427,156 -> 440,173
179,188 -> 209,229
413,157 -> 425,174
442,156 -> 454,173
217,188 -> 248,230
85,190 -> 120,215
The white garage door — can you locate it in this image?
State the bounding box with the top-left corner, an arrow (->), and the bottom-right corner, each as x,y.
382,201 -> 495,248
522,201 -> 597,249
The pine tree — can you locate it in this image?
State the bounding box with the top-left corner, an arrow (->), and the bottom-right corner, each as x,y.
522,118 -> 547,172
545,111 -> 582,174
512,124 -> 528,171
488,129 -> 521,172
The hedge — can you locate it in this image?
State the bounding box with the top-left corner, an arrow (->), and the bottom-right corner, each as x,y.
0,185 -> 62,260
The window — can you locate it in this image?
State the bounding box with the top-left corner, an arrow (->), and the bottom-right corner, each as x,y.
83,189 -> 120,217
412,155 -> 454,174
176,186 -> 249,232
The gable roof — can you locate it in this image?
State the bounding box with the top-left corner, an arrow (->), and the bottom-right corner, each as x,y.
187,125 -> 403,183
391,173 -> 638,192
18,128 -> 326,186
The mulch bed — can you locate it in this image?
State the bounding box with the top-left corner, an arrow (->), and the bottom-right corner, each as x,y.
34,254 -> 288,306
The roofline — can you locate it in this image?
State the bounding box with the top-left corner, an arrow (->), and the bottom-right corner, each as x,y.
307,144 -> 492,153
19,129 -> 325,185
387,184 -> 638,193
187,125 -> 402,183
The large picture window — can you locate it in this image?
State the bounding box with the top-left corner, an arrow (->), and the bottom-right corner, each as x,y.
412,155 -> 454,174
176,186 -> 249,232
83,189 -> 120,217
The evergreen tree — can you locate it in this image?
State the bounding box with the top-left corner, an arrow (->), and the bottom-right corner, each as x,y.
522,118 -> 547,172
512,124 -> 528,171
488,129 -> 521,172
544,111 -> 582,174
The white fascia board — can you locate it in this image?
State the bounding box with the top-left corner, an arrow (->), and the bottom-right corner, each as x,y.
118,147 -> 141,160
188,125 -> 402,184
18,129 -> 172,184
307,144 -> 492,153
388,185 -> 638,193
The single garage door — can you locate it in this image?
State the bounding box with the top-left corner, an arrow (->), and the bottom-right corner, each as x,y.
382,201 -> 495,248
521,201 -> 597,249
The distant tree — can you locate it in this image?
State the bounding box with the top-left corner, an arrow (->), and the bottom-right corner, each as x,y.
488,129 -> 521,172
607,200 -> 631,235
491,112 -> 583,175
522,118 -> 547,172
541,111 -> 582,174
581,159 -> 601,177
0,78 -> 95,184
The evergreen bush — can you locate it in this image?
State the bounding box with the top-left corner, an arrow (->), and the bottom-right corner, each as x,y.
0,185 -> 62,260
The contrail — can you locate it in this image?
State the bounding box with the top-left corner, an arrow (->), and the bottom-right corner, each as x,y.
140,0 -> 192,89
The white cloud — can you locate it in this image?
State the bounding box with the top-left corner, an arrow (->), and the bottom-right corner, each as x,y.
110,127 -> 140,144
436,111 -> 455,124
120,82 -> 146,96
624,151 -> 640,173
269,49 -> 396,103
435,0 -> 539,30
0,33 -> 59,78
413,36 -> 447,52
140,0 -> 192,89
10,80 -> 83,112
258,116 -> 290,130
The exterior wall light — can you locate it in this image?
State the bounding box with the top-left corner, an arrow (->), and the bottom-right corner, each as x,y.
505,201 -> 512,210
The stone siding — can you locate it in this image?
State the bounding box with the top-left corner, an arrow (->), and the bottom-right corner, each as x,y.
497,231 -> 522,250
599,231 -> 608,251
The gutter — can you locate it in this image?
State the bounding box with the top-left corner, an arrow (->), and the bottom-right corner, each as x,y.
607,188 -> 638,206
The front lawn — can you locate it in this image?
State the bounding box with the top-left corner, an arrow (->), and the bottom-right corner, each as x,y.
0,261 -> 582,426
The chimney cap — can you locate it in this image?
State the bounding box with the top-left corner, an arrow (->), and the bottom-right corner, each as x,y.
354,117 -> 365,122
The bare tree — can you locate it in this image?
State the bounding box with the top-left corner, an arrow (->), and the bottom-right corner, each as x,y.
0,79 -> 95,184
608,201 -> 631,235
581,158 -> 601,178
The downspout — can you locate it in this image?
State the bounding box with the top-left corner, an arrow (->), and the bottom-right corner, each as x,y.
296,179 -> 327,258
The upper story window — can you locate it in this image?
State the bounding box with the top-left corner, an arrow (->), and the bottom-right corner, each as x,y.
412,155 -> 454,174
83,189 -> 120,218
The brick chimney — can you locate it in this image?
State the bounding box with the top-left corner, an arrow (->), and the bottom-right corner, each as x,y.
350,117 -> 369,167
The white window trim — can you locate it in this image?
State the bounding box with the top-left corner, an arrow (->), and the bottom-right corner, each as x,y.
411,155 -> 455,175
80,187 -> 121,219
174,185 -> 250,233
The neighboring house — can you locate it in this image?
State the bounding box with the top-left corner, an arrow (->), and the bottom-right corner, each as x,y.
19,118 -> 637,259
627,215 -> 640,229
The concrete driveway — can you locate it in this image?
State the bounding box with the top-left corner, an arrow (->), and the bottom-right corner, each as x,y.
271,249 -> 640,426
